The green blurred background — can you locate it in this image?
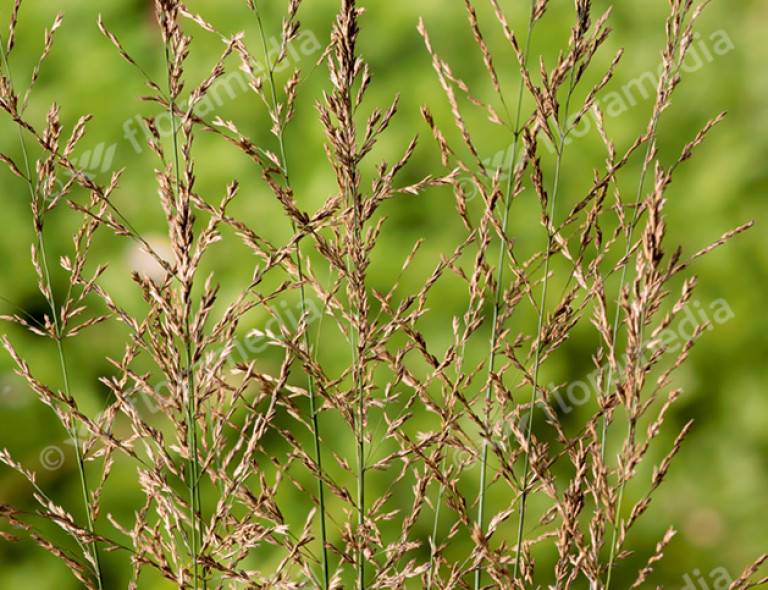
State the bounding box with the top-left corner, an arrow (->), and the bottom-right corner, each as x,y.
0,0 -> 765,587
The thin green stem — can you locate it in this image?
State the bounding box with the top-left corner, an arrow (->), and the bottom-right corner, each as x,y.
601,22 -> 687,589
251,4 -> 330,587
598,138 -> 656,590
336,45 -> 366,590
356,351 -> 365,590
184,320 -> 202,590
339,158 -> 364,590
345,139 -> 365,590
471,7 -> 535,589
426,478 -> 445,589
603,421 -> 629,590
604,299 -> 648,590
598,117 -> 658,461
163,40 -> 204,590
0,32 -> 104,590
342,101 -> 365,590
512,63 -> 578,582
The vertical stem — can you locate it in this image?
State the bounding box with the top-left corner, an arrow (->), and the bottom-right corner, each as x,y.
356,329 -> 365,590
251,4 -> 330,586
604,298 -> 648,590
163,39 -> 204,590
603,418 -> 632,590
601,19 -> 686,589
426,477 -> 445,589
340,153 -> 364,590
345,33 -> 366,590
600,137 -> 654,590
471,7 -> 535,589
345,92 -> 365,590
0,33 -> 104,590
512,64 -> 578,582
184,313 -> 202,590
347,144 -> 365,590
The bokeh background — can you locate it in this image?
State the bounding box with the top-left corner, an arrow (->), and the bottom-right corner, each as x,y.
0,0 -> 765,587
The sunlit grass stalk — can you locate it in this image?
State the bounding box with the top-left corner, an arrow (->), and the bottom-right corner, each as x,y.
602,20 -> 687,590
600,120 -> 656,590
251,4 -> 331,587
345,97 -> 366,590
471,5 -> 535,590
339,165 -> 365,590
348,160 -> 365,590
163,39 -> 204,590
604,303 -> 650,590
355,325 -> 365,590
0,32 -> 104,590
512,64 -> 578,582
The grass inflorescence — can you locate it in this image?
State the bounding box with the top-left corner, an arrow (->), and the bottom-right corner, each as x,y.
0,0 -> 764,588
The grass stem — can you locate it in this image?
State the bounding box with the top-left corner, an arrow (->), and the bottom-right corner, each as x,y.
163,39 -> 205,590
512,63 -> 578,582
0,32 -> 104,590
470,6 -> 535,588
251,4 -> 331,586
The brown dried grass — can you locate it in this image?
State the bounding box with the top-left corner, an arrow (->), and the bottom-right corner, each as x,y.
0,0 -> 764,588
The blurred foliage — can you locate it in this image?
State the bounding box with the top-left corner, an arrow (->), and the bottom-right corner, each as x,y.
0,0 -> 765,587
